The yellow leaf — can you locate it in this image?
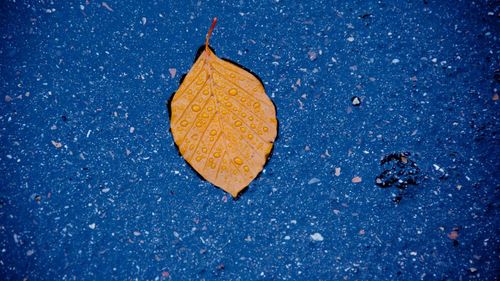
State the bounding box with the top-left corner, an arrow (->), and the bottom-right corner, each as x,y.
170,18 -> 278,197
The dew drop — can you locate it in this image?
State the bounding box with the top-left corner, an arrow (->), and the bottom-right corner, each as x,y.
210,129 -> 217,136
241,113 -> 247,118
180,120 -> 189,127
195,156 -> 202,162
235,120 -> 242,127
251,123 -> 256,128
225,102 -> 232,107
247,134 -> 253,140
230,73 -> 236,78
240,127 -> 246,132
202,147 -> 208,153
228,88 -> 238,96
249,116 -> 254,121
203,90 -> 209,95
234,157 -> 243,165
263,126 -> 269,132
196,122 -> 203,127
192,105 -> 201,112
253,102 -> 260,109
179,146 -> 186,155
243,165 -> 249,172
241,97 -> 246,102
207,106 -> 213,111
196,79 -> 204,85
202,112 -> 209,118
214,152 -> 221,158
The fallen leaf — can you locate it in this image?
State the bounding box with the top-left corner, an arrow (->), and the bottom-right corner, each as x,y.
493,93 -> 499,101
352,176 -> 362,183
169,18 -> 277,197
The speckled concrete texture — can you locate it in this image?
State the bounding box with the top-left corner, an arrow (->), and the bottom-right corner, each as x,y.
0,0 -> 498,280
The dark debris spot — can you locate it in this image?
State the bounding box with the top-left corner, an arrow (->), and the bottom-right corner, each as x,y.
359,13 -> 373,19
216,263 -> 225,271
392,195 -> 403,204
375,152 -> 420,189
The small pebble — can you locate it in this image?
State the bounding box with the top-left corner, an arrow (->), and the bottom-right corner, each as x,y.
352,176 -> 362,183
88,223 -> 96,229
351,96 -> 361,106
310,233 -> 324,241
307,50 -> 317,61
169,68 -> 177,78
308,178 -> 321,185
51,140 -> 63,149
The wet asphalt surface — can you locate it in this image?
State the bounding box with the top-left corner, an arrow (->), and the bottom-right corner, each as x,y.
0,0 -> 499,280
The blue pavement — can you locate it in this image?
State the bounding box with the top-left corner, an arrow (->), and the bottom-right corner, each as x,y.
0,0 -> 498,280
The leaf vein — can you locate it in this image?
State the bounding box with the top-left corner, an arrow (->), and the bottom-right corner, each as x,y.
174,79 -> 208,126
211,66 -> 270,105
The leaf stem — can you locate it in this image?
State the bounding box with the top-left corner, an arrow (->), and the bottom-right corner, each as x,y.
205,17 -> 217,53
